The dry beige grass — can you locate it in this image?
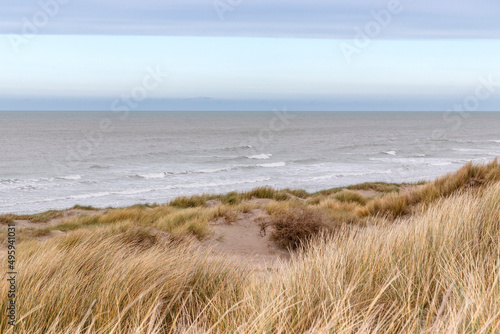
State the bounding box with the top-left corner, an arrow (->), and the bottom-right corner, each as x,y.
1,160 -> 500,333
260,207 -> 334,249
357,158 -> 500,218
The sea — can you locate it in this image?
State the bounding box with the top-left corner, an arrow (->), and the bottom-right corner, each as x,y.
1,111 -> 499,214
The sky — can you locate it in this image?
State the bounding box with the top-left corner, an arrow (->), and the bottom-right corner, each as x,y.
1,0 -> 500,111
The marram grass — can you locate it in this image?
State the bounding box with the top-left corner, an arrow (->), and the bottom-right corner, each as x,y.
1,160 -> 500,333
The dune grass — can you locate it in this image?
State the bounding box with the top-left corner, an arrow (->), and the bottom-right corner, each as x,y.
260,207 -> 334,249
0,210 -> 64,224
1,160 -> 500,333
357,158 -> 500,218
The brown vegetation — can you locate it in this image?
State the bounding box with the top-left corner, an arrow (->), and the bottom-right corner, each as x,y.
260,207 -> 333,249
1,160 -> 500,333
358,158 -> 500,218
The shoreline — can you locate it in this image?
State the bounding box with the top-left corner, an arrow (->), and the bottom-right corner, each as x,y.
1,180 -> 415,218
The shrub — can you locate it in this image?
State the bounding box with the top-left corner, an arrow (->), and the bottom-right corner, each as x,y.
265,207 -> 334,250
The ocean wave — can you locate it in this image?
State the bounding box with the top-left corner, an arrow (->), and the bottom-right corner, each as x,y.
89,164 -> 110,169
247,153 -> 272,160
335,142 -> 386,150
453,139 -> 500,144
118,177 -> 273,195
162,177 -> 272,190
197,167 -> 232,173
220,144 -> 253,151
429,162 -> 453,166
382,151 -> 397,156
134,167 -> 231,178
114,188 -> 156,195
257,162 -> 286,168
289,158 -> 320,164
369,157 -> 427,164
1,177 -> 54,184
304,169 -> 392,182
451,148 -> 486,154
133,162 -> 287,178
69,192 -> 111,200
137,172 -> 167,179
18,185 -> 40,190
58,174 -> 82,180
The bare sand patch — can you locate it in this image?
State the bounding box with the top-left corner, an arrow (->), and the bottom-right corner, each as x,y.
204,208 -> 289,271
2,206 -> 290,270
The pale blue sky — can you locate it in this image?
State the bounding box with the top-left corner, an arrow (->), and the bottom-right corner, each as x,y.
1,0 -> 500,111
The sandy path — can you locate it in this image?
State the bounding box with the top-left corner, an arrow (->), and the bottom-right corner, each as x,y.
1,205 -> 290,270
203,208 -> 290,271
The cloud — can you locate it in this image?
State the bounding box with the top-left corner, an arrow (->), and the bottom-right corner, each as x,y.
1,0 -> 499,38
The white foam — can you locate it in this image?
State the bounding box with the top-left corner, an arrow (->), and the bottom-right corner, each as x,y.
115,189 -> 154,195
257,162 -> 286,168
138,172 -> 166,179
221,144 -> 253,151
429,162 -> 453,166
59,175 -> 82,180
382,151 -> 397,156
160,177 -> 272,190
197,167 -> 230,173
247,153 -> 272,160
68,192 -> 111,200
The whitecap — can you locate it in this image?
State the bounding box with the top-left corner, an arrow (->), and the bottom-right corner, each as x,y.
69,192 -> 111,200
247,153 -> 272,160
382,151 -> 397,156
257,162 -> 286,168
58,175 -> 82,180
429,161 -> 453,166
197,167 -> 231,173
137,172 -> 166,179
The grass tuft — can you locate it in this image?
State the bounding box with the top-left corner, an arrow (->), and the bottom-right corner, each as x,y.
333,189 -> 367,205
1,160 -> 500,332
264,207 -> 334,249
